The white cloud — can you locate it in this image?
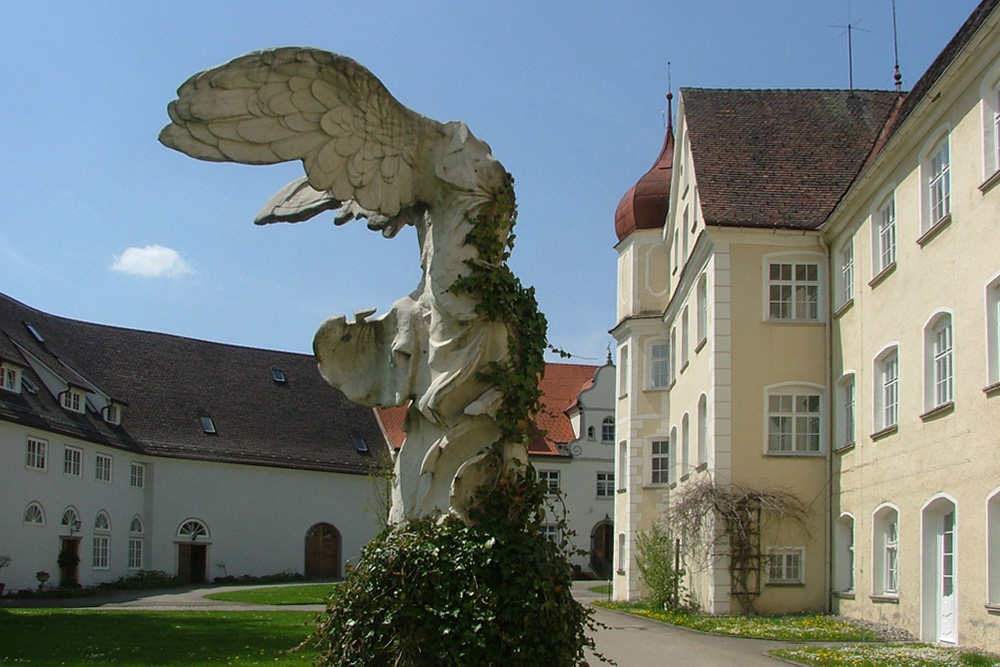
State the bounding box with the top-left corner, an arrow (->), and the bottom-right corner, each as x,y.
111,245 -> 193,278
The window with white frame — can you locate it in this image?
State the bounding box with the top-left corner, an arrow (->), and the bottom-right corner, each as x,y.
651,343 -> 670,388
993,86 -> 1000,176
93,511 -> 111,569
681,414 -> 690,476
697,394 -> 708,465
924,135 -> 951,232
617,533 -> 626,572
61,507 -> 80,532
651,439 -> 670,485
601,417 -> 615,443
834,514 -> 855,592
682,206 -> 690,261
587,425 -> 595,440
540,524 -> 560,542
618,345 -> 629,397
669,428 -> 678,483
874,347 -> 899,432
989,489 -> 1000,605
64,446 -> 82,477
61,388 -> 84,413
130,462 -> 145,488
669,328 -> 677,384
596,472 -> 614,498
26,436 -> 47,471
924,313 -> 954,411
696,274 -> 708,345
838,236 -> 854,307
766,389 -> 821,453
982,74 -> 1000,177
681,307 -> 690,369
767,261 -> 820,320
989,278 -> 1000,388
836,374 -> 856,448
96,453 -> 112,483
672,228 -> 679,273
617,441 -> 627,491
104,403 -> 122,425
0,362 -> 20,392
128,516 -> 144,570
23,501 -> 45,525
767,548 -> 803,584
873,505 -> 899,595
874,194 -> 897,276
538,470 -> 560,494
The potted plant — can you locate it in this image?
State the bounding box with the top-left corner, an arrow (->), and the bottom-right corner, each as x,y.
0,554 -> 10,596
36,570 -> 50,590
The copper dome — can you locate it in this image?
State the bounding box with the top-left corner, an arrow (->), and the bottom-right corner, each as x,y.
614,123 -> 674,242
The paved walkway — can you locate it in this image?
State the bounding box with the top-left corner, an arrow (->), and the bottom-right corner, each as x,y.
2,582 -> 793,665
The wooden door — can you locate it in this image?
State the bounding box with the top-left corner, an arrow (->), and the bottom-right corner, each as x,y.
305,523 -> 340,578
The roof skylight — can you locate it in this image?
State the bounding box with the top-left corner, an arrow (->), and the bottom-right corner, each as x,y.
351,434 -> 369,453
199,416 -> 217,434
22,321 -> 44,343
270,369 -> 287,383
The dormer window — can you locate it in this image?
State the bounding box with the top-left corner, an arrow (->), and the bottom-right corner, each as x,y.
61,388 -> 85,413
0,362 -> 21,393
104,402 -> 122,425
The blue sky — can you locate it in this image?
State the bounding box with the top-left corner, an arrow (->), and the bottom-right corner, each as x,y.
0,1 -> 981,360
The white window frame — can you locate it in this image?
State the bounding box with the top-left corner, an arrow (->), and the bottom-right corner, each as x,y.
128,516 -> 144,570
61,388 -> 84,413
618,345 -> 629,398
0,362 -> 21,393
764,383 -> 824,455
921,131 -> 952,234
836,372 -> 856,449
538,470 -> 561,494
873,504 -> 900,596
988,487 -> 1000,605
681,413 -> 690,476
766,547 -> 804,584
837,234 -> 854,309
924,311 -> 954,411
697,394 -> 708,466
763,253 -> 824,322
93,511 -> 111,570
596,472 -> 614,498
873,191 -> 897,277
696,274 -> 708,346
130,462 -> 145,489
23,501 -> 45,525
680,307 -> 690,370
64,445 -> 82,477
874,345 -> 900,433
650,342 -> 670,389
650,438 -> 670,486
617,441 -> 627,491
601,417 -> 615,444
669,327 -> 677,384
981,68 -> 1000,178
95,453 -> 113,483
834,514 -> 855,593
986,274 -> 1000,388
61,507 -> 81,532
26,436 -> 47,471
540,524 -> 560,542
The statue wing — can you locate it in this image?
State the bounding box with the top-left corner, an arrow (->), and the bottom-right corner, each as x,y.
159,47 -> 439,217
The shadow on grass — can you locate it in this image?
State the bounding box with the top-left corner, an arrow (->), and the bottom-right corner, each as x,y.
0,609 -> 320,665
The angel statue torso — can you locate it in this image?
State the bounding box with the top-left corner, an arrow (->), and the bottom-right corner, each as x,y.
160,48 -> 522,523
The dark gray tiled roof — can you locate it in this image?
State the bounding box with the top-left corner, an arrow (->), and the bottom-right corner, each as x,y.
0,291 -> 387,475
682,88 -> 899,231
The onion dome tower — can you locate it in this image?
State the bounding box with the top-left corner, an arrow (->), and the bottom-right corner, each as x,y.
614,94 -> 675,242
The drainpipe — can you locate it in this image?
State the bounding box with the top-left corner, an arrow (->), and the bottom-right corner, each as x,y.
820,233 -> 833,614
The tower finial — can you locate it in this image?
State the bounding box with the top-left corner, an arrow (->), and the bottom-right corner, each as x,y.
892,0 -> 903,92
666,61 -> 674,131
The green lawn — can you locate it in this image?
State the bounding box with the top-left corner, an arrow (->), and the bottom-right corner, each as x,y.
0,609 -> 320,665
595,601 -> 885,641
771,644 -> 1000,667
204,583 -> 336,605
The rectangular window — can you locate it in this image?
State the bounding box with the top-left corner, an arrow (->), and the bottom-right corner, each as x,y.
540,524 -> 559,542
128,538 -> 143,570
617,441 -> 627,491
681,308 -> 690,368
768,549 -> 803,584
93,535 -> 110,569
768,263 -> 819,320
651,343 -> 670,388
596,472 -> 614,498
61,390 -> 83,413
1,365 -> 19,392
538,470 -> 560,494
876,197 -> 896,274
64,446 -> 82,477
932,322 -> 954,407
96,453 -> 112,483
26,437 -> 47,471
767,394 -> 821,453
697,276 -> 708,344
928,140 -> 951,227
651,440 -> 670,485
843,379 -> 855,446
880,353 -> 899,429
130,462 -> 145,489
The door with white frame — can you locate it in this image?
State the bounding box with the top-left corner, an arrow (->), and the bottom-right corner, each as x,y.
922,498 -> 957,644
938,510 -> 957,643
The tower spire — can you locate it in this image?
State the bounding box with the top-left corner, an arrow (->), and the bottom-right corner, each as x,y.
666,61 -> 674,132
892,0 -> 903,92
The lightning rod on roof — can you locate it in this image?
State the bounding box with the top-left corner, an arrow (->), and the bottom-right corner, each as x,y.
831,1 -> 870,94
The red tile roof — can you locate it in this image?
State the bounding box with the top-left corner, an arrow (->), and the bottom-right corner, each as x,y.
375,362 -> 601,458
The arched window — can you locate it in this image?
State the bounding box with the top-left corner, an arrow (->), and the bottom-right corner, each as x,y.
696,274 -> 708,345
601,418 -> 615,444
872,504 -> 899,596
93,511 -> 111,570
129,516 -> 144,570
836,372 -> 856,448
923,311 -> 954,412
765,383 -> 824,454
921,130 -> 951,235
587,425 -> 595,440
988,488 -> 1000,605
177,519 -> 209,540
61,506 -> 81,532
834,514 -> 855,592
987,274 -> 1000,388
697,394 -> 708,465
874,345 -> 900,432
681,413 -> 690,476
23,501 -> 45,525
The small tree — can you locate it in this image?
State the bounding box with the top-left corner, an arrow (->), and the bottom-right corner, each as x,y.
635,523 -> 684,610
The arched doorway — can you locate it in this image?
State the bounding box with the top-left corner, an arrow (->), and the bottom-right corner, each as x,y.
921,496 -> 958,644
305,523 -> 341,578
590,520 -> 614,579
176,519 -> 210,584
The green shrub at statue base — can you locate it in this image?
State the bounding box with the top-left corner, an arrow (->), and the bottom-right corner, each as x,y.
312,513 -> 595,666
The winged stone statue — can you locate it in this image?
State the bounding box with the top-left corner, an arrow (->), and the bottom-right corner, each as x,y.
160,48 -> 520,524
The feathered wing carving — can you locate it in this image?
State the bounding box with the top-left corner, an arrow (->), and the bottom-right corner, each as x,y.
159,47 -> 441,218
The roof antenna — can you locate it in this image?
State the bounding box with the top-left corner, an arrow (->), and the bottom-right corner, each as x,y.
891,0 -> 903,92
831,1 -> 870,93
